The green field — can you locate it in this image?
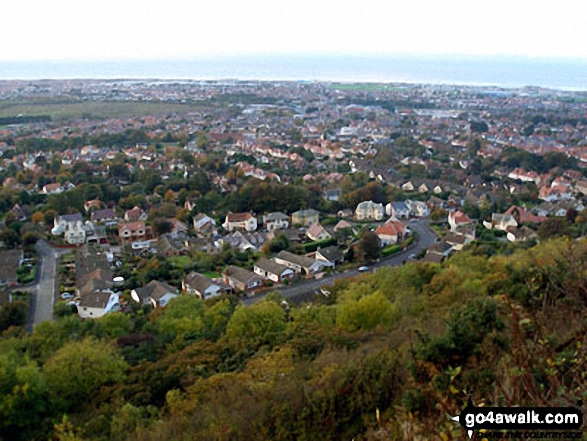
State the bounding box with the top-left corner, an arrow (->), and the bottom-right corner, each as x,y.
0,99 -> 205,121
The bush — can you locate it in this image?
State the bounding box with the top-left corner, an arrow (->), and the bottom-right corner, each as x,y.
381,245 -> 401,256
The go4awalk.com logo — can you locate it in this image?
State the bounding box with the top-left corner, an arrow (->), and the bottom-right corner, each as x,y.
450,396 -> 583,439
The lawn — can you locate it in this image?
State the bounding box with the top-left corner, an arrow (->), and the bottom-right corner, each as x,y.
169,255 -> 193,269
202,271 -> 221,279
0,99 -> 205,121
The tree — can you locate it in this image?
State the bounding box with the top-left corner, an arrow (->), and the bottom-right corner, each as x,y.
31,211 -> 45,224
337,292 -> 398,331
43,338 -> 128,410
164,190 -> 176,203
359,231 -> 381,262
226,301 -> 286,349
152,219 -> 173,237
0,301 -> 28,332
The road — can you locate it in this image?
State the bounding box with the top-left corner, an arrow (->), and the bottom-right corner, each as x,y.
243,220 -> 437,306
24,240 -> 69,333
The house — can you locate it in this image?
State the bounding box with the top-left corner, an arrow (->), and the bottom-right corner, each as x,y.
448,211 -> 472,232
124,206 -> 148,222
506,226 -> 538,243
264,212 -> 290,231
444,232 -> 471,251
0,250 -> 23,286
165,218 -> 188,239
274,250 -> 328,276
253,258 -> 295,283
223,212 -> 257,232
405,200 -> 430,217
355,201 -> 384,220
333,219 -> 355,233
306,223 -> 332,241
118,221 -> 147,241
386,201 -> 410,219
84,199 -> 104,213
291,209 -> 320,226
64,219 -> 86,244
337,209 -> 353,218
42,183 -> 63,195
223,266 -> 263,292
183,272 -> 224,299
504,206 -> 545,224
77,291 -> 120,319
193,213 -> 217,237
375,221 -> 405,246
157,235 -> 188,257
52,213 -> 83,235
314,246 -> 344,267
131,280 -> 179,307
575,180 -> 587,196
491,213 -> 518,231
91,208 -> 117,224
219,231 -> 268,252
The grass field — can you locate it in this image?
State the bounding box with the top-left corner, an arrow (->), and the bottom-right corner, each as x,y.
0,100 -> 205,121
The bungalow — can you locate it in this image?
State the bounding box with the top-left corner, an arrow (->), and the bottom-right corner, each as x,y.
77,290 -> 120,319
491,213 -> 518,231
183,272 -> 224,299
448,211 -> 472,232
333,219 -> 354,232
254,258 -> 295,283
274,250 -> 327,276
157,235 -> 188,257
264,212 -> 290,231
375,221 -> 405,246
193,213 -> 217,237
223,266 -> 263,292
506,226 -> 538,243
314,246 -> 344,267
291,209 -> 320,226
306,223 -> 331,241
0,250 -> 23,286
355,201 -> 384,221
444,232 -> 471,251
223,212 -> 257,232
42,183 -> 63,195
131,280 -> 179,307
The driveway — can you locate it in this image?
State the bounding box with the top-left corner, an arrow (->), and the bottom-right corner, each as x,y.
242,220 -> 437,306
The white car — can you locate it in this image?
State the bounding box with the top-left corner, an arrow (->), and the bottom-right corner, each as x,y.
61,292 -> 74,300
358,266 -> 369,272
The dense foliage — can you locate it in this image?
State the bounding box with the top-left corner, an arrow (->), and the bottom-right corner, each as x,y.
1,238 -> 587,440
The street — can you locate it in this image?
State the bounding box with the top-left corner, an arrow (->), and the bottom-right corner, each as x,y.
243,220 -> 437,306
25,240 -> 69,332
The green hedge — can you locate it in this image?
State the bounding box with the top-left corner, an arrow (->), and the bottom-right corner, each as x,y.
303,238 -> 337,253
382,245 -> 401,256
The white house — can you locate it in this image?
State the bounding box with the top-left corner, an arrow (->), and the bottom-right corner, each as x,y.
263,212 -> 290,231
253,258 -> 294,283
223,212 -> 257,232
387,202 -> 410,219
405,200 -> 430,217
306,223 -> 331,241
131,280 -> 179,307
448,211 -> 472,232
77,291 -> 120,319
375,221 -> 405,246
355,200 -> 384,221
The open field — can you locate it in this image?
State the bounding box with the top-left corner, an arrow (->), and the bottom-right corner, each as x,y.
0,100 -> 204,121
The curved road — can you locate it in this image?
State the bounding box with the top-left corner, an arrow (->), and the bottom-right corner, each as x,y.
243,220 -> 437,306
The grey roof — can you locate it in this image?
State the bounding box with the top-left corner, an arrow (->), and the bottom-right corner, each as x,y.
78,291 -> 113,308
266,212 -> 289,222
58,213 -> 83,223
224,266 -> 259,284
392,201 -> 409,211
275,250 -> 316,269
134,280 -> 178,301
316,246 -> 343,262
254,258 -> 291,276
444,233 -> 468,245
92,208 -> 117,222
184,272 -> 216,294
0,250 -> 22,282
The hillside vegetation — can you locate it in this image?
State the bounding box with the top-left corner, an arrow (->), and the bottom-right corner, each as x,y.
1,238 -> 586,440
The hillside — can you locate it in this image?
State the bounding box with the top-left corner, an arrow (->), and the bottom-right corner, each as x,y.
1,237 -> 586,440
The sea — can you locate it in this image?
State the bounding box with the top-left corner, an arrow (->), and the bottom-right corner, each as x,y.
1,55 -> 587,91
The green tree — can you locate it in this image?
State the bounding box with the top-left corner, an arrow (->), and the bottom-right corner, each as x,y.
359,231 -> 381,262
337,291 -> 398,331
226,301 -> 287,349
43,338 -> 128,410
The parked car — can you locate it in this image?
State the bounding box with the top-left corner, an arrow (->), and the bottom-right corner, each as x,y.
61,292 -> 74,300
358,266 -> 369,272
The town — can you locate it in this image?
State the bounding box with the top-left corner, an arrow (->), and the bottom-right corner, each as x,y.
1,79 -> 587,326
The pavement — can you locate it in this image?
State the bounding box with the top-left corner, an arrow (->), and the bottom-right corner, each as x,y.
242,219 -> 438,306
24,240 -> 70,333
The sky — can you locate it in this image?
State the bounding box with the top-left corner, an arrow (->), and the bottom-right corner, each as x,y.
2,0 -> 587,62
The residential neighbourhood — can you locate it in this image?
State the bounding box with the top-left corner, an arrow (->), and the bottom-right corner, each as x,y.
1,79 -> 587,324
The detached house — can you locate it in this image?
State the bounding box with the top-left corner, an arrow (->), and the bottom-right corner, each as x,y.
193,213 -> 217,237
291,209 -> 320,226
264,212 -> 290,231
306,223 -> 331,241
253,258 -> 294,283
118,221 -> 147,242
355,201 -> 384,220
386,201 -> 410,219
223,266 -> 263,292
124,206 -> 148,222
131,280 -> 179,307
274,250 -> 328,276
223,212 -> 257,232
375,221 -> 405,246
183,272 -> 224,299
52,213 -> 86,244
448,211 -> 472,232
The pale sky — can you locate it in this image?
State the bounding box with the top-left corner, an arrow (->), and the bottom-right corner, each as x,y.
2,0 -> 586,62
